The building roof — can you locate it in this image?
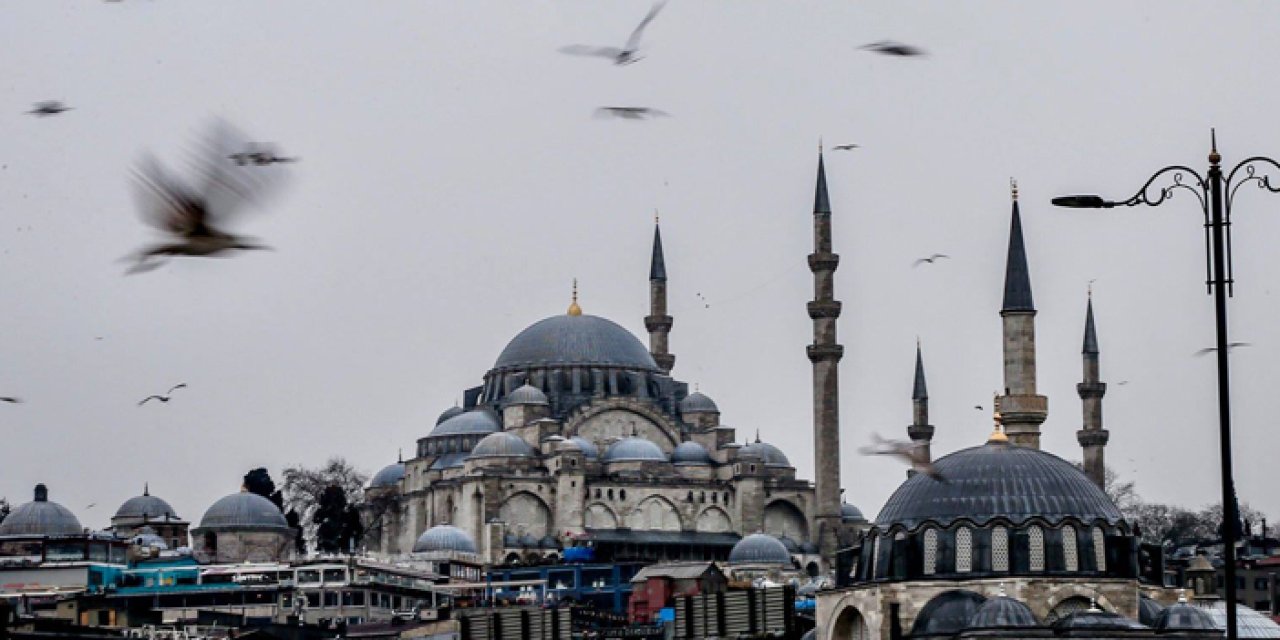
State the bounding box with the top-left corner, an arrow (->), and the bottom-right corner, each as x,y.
1193,600 -> 1280,638
967,596 -> 1038,629
629,562 -> 722,583
911,590 -> 987,637
0,484 -> 82,537
430,409 -> 501,437
679,391 -> 719,414
492,314 -> 659,371
114,486 -> 179,521
436,405 -> 465,426
603,436 -> 667,463
875,441 -> 1123,530
671,441 -> 713,465
1138,596 -> 1166,627
740,439 -> 791,468
413,525 -> 477,554
429,452 -> 470,470
504,384 -> 549,406
841,502 -> 866,523
814,151 -> 830,214
1001,201 -> 1035,313
727,533 -> 791,566
369,462 -> 406,488
470,432 -> 536,458
196,491 -> 289,531
568,436 -> 598,459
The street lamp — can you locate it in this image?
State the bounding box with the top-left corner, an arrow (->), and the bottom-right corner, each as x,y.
1052,130 -> 1280,640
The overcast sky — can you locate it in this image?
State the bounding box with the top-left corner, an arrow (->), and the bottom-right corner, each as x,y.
4,1 -> 1280,531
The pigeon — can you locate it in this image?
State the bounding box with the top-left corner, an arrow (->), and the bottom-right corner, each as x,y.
124,119 -> 288,274
228,144 -> 299,166
831,144 -> 860,151
594,106 -> 669,120
26,101 -> 72,117
138,383 -> 188,406
1194,342 -> 1251,356
858,433 -> 945,482
859,40 -> 927,57
913,253 -> 950,267
559,1 -> 666,66
0,397 -> 21,404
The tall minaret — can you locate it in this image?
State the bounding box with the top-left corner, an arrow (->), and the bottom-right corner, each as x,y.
645,216 -> 675,373
907,341 -> 934,475
998,180 -> 1048,449
807,147 -> 843,556
1076,291 -> 1108,489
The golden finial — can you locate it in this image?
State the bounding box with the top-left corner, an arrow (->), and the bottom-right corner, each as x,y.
1010,177 -> 1019,202
989,392 -> 1008,443
567,278 -> 582,316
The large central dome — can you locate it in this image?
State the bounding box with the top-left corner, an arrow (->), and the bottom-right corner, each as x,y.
493,314 -> 658,371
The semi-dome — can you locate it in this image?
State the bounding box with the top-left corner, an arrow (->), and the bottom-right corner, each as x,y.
413,524 -> 477,554
198,491 -> 289,531
471,432 -> 536,458
0,484 -> 82,537
493,314 -> 658,371
841,502 -> 866,523
875,441 -> 1123,530
728,533 -> 791,566
679,391 -> 719,414
369,462 -> 406,488
1156,602 -> 1216,632
967,596 -> 1038,629
436,405 -> 465,425
569,436 -> 598,459
911,590 -> 987,637
671,441 -> 712,465
114,486 -> 178,520
603,437 -> 667,463
740,440 -> 791,468
430,409 -> 501,437
504,384 -> 549,406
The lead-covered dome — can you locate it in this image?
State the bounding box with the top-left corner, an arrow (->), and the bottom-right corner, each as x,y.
114,486 -> 178,520
671,441 -> 712,465
967,596 -> 1038,629
740,440 -> 791,468
875,441 -> 1123,530
1156,602 -> 1216,632
504,384 -> 548,406
0,484 -> 82,537
569,436 -> 598,459
603,437 -> 667,463
493,314 -> 658,371
430,409 -> 501,437
198,491 -> 289,531
728,533 -> 791,566
841,502 -> 866,523
413,524 -> 477,554
912,591 -> 987,637
679,392 -> 719,414
369,462 -> 406,488
436,405 -> 464,426
471,432 -> 535,458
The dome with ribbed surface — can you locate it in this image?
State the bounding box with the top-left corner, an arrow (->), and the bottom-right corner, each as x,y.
841,502 -> 866,523
603,437 -> 667,463
740,440 -> 791,468
875,442 -> 1123,530
413,524 -> 477,554
505,384 -> 549,406
967,596 -> 1038,629
679,392 -> 719,414
114,488 -> 178,520
436,405 -> 465,425
493,314 -> 658,371
198,491 -> 289,531
569,436 -> 598,459
672,441 -> 712,465
912,591 -> 987,637
1156,602 -> 1216,632
0,485 -> 82,537
369,462 -> 406,488
728,533 -> 791,566
1053,610 -> 1147,631
471,432 -> 535,458
430,409 -> 501,437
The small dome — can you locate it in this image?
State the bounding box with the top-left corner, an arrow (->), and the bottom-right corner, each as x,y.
505,384 -> 549,406
740,440 -> 791,467
569,436 -> 599,459
1192,600 -> 1280,637
430,409 -> 501,437
198,491 -> 289,531
413,525 -> 477,554
728,533 -> 791,566
1138,597 -> 1166,627
0,484 -> 83,537
471,432 -> 536,458
1052,610 -> 1147,631
603,437 -> 667,463
841,502 -> 866,523
911,591 -> 987,637
369,462 -> 406,488
1156,602 -> 1217,632
679,391 -> 719,414
493,314 -> 658,371
114,486 -> 178,521
540,535 -> 559,549
436,405 -> 465,426
672,441 -> 712,465
967,596 -> 1038,629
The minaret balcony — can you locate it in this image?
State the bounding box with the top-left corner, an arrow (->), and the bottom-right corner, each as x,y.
1076,381 -> 1107,398
807,252 -> 840,272
1076,428 -> 1110,447
807,301 -> 842,319
644,315 -> 673,332
806,344 -> 844,363
907,424 -> 934,441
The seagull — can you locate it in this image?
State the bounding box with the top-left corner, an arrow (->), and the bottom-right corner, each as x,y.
559,1 -> 666,66
1116,380 -> 1130,386
124,118 -> 288,274
85,504 -> 96,510
26,101 -> 72,117
859,40 -> 928,57
831,144 -> 860,151
913,253 -> 950,267
0,397 -> 22,404
228,144 -> 299,167
594,106 -> 669,120
138,383 -> 188,406
858,433 -> 945,482
973,405 -> 984,411
1194,342 -> 1251,356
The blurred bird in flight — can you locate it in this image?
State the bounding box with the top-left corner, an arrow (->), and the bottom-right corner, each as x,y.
559,1 -> 667,66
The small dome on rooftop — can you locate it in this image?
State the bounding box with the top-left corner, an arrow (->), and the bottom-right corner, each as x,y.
413,525 -> 477,554
197,491 -> 289,531
1156,602 -> 1217,632
672,441 -> 712,465
1138,597 -> 1166,627
114,485 -> 179,521
603,437 -> 667,463
436,405 -> 465,426
569,436 -> 598,459
679,391 -> 719,414
967,596 -> 1038,630
471,432 -> 536,458
369,462 -> 406,488
841,502 -> 866,523
430,409 -> 501,437
1052,610 -> 1147,631
740,439 -> 791,468
505,384 -> 549,406
911,591 -> 987,637
0,484 -> 82,537
728,533 -> 791,566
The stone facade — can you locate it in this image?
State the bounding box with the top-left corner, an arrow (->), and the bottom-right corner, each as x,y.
191,529 -> 293,564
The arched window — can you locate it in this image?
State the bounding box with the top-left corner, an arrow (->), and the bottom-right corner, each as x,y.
607,489 -> 614,500
711,492 -> 717,504
1029,525 -> 1045,572
1092,526 -> 1107,571
686,491 -> 693,502
923,528 -> 938,575
1062,525 -> 1079,572
991,526 -> 1009,572
956,527 -> 973,573
595,489 -> 602,499
724,492 -> 730,503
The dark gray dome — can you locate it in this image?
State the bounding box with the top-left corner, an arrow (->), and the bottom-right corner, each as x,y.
198,491 -> 289,531
603,437 -> 667,463
569,436 -> 598,459
1053,610 -> 1147,631
679,391 -> 719,414
740,440 -> 791,468
430,409 -> 501,437
967,596 -> 1038,629
369,462 -> 406,488
493,314 -> 658,371
114,487 -> 178,520
911,591 -> 987,637
875,442 -> 1123,530
413,525 -> 477,554
841,502 -> 866,523
672,441 -> 712,465
778,536 -> 800,553
1156,602 -> 1217,632
505,384 -> 549,406
0,485 -> 82,537
436,405 -> 465,425
471,432 -> 535,458
1139,597 -> 1166,627
728,533 -> 791,566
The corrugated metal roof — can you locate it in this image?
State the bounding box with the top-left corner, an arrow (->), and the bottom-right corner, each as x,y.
630,562 -> 721,583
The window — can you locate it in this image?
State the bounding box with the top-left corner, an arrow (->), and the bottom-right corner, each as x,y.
1062,525 -> 1078,572
923,529 -> 938,575
1029,525 -> 1045,572
956,527 -> 973,573
619,489 -> 626,500
724,492 -> 730,503
324,591 -> 339,607
607,489 -> 614,500
699,492 -> 706,503
1092,526 -> 1106,571
1255,577 -> 1270,591
711,492 -> 717,504
991,526 -> 1009,572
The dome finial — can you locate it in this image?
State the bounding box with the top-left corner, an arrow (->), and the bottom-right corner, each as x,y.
397,448 -> 403,464
567,278 -> 582,316
654,209 -> 660,225
998,582 -> 1007,597
144,482 -> 149,497
1010,177 -> 1019,202
755,429 -> 761,443
989,392 -> 1009,443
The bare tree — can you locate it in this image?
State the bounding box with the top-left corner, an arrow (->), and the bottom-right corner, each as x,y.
281,458 -> 368,547
0,498 -> 9,526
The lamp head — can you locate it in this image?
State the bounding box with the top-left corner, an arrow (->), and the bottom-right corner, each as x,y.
1051,195 -> 1110,209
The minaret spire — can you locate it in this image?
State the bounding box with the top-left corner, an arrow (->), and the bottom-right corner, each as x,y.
1077,291 -> 1109,489
998,183 -> 1048,448
807,148 -> 843,559
645,216 -> 675,373
907,340 -> 934,477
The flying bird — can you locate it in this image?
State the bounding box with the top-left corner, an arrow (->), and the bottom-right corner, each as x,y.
559,1 -> 667,66
228,144 -> 299,166
124,119 -> 289,274
0,397 -> 22,404
859,40 -> 928,57
594,106 -> 669,120
138,383 -> 188,406
26,101 -> 72,117
858,433 -> 945,482
831,144 -> 860,151
913,253 -> 950,267
1194,342 -> 1251,356
1116,380 -> 1130,386
973,405 -> 984,411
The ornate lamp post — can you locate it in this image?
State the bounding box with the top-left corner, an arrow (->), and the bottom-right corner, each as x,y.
1052,131 -> 1280,640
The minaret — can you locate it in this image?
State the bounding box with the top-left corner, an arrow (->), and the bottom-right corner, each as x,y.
998,180 -> 1048,449
807,147 -> 843,557
1076,290 -> 1109,489
907,341 -> 934,475
645,215 -> 675,373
